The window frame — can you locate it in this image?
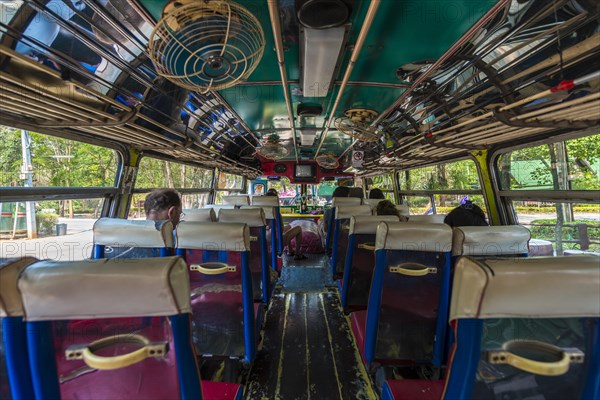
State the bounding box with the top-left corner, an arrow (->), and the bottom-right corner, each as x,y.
395,156 -> 486,215
132,155 -> 217,210
0,128 -> 125,218
491,130 -> 599,225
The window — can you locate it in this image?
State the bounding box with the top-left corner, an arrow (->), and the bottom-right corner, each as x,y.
0,126 -> 119,261
514,201 -> 599,255
1,128 -> 117,188
214,172 -> 244,204
365,173 -> 396,202
397,159 -> 484,216
133,157 -> 214,215
497,135 -> 599,191
496,135 -> 599,255
399,159 -> 480,191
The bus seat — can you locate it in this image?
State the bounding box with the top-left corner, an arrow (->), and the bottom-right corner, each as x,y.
250,196 -> 284,256
351,222 -> 453,367
92,218 -> 174,258
325,197 -> 363,252
333,197 -> 362,207
0,257 -> 37,400
182,208 -> 216,222
331,205 -> 373,277
407,214 -> 446,224
396,204 -> 410,217
218,208 -> 270,304
175,222 -> 257,363
242,205 -> 280,274
204,204 -> 235,214
222,195 -> 250,206
451,225 -> 530,257
383,255 -> 600,399
250,196 -> 279,207
362,198 -> 385,208
20,257 -> 242,400
341,215 -> 399,313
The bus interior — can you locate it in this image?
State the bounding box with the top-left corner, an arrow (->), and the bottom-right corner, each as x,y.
0,0 -> 599,399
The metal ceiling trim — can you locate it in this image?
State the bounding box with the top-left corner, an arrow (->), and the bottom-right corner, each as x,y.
267,0 -> 299,163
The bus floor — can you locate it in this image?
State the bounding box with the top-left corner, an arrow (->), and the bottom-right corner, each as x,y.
244,253 -> 377,399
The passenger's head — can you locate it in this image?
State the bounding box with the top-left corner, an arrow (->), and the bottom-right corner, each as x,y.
331,186 -> 350,198
368,188 -> 385,199
443,201 -> 488,228
144,189 -> 182,226
266,188 -> 278,197
348,187 -> 364,199
376,200 -> 408,221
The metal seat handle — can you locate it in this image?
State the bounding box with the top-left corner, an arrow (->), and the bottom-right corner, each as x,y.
190,262 -> 237,274
357,242 -> 376,251
488,340 -> 583,376
66,334 -> 168,371
389,263 -> 437,276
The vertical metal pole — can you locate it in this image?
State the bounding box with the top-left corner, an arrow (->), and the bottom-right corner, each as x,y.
300,184 -> 307,213
21,130 -> 37,238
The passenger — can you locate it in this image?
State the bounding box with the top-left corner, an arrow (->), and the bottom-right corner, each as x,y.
323,186 -> 350,234
368,188 -> 385,199
266,189 -> 307,260
444,200 -> 488,227
348,187 -> 364,199
376,200 -> 408,222
144,188 -> 182,226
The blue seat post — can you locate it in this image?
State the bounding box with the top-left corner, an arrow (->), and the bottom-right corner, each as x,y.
325,207 -> 335,253
259,226 -> 270,303
443,319 -> 483,400
3,317 -> 35,400
365,248 -> 386,366
269,219 -> 278,272
330,219 -> 341,276
27,321 -> 61,400
340,233 -> 357,309
274,207 -> 284,255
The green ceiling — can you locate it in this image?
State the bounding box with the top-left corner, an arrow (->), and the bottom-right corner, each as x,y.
140,0 -> 497,158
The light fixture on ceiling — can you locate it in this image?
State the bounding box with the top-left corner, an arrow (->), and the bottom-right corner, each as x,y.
300,26 -> 347,97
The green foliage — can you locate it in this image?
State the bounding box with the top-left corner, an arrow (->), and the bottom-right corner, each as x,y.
528,218 -> 600,251
136,157 -> 213,189
35,212 -> 59,233
400,159 -> 480,191
499,135 -> 599,190
0,127 -> 117,188
0,127 -> 22,186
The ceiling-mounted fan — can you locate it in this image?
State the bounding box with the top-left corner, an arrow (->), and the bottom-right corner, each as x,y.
334,108 -> 385,143
256,134 -> 290,160
148,0 -> 265,93
315,153 -> 339,169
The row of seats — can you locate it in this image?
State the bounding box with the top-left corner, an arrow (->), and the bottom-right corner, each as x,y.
342,223 -> 532,313
0,256 -> 243,400
93,217 -> 264,365
326,199 -> 440,266
334,218 -> 599,399
382,255 -> 600,400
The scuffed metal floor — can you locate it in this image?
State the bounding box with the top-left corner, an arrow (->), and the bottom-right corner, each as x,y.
244,254 -> 376,399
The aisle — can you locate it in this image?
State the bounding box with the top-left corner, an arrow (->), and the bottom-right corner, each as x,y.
244,254 -> 376,399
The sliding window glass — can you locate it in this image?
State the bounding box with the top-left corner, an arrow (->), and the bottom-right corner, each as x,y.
0,126 -> 118,260
398,159 -> 484,216
134,157 -> 214,216
496,134 -> 599,255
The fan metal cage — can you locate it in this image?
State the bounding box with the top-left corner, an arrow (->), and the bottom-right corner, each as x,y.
315,154 -> 339,169
149,0 -> 265,92
256,142 -> 290,160
334,118 -> 383,142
